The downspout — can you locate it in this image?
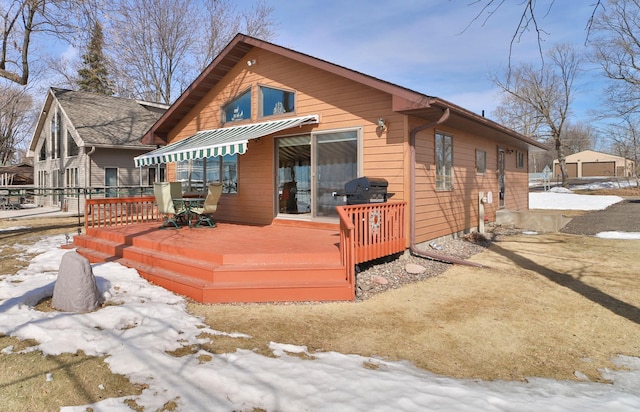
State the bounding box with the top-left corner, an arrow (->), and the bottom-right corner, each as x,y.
86,146 -> 96,197
409,108 -> 483,268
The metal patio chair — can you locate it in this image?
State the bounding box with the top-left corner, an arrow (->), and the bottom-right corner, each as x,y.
191,182 -> 223,227
153,182 -> 184,228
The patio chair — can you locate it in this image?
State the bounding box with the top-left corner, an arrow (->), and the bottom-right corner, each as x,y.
169,181 -> 186,222
153,182 -> 183,228
191,182 -> 223,227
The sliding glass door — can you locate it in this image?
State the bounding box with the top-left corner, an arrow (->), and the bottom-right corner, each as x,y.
277,129 -> 359,219
278,136 -> 311,214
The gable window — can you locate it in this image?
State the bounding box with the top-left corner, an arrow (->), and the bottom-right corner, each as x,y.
435,132 -> 453,190
50,116 -> 56,159
260,86 -> 295,117
51,111 -> 62,159
516,151 -> 525,169
39,141 -> 47,161
476,149 -> 486,174
223,89 -> 251,123
67,130 -> 79,157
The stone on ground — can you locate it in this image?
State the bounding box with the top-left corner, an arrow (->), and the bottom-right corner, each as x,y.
52,251 -> 101,312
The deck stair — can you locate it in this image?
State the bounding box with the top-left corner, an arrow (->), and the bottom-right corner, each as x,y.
73,222 -> 353,303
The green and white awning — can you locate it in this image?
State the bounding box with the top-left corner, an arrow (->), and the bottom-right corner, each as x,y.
134,114 -> 319,167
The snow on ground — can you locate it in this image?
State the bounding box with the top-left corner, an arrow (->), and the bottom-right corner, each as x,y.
1,190 -> 640,411
530,187 -> 624,210
530,186 -> 640,239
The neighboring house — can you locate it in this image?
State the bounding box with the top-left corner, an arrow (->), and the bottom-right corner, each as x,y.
28,88 -> 168,213
553,150 -> 635,179
0,163 -> 33,185
137,34 -> 547,245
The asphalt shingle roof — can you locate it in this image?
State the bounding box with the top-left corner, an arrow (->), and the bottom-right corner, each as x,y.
52,88 -> 166,147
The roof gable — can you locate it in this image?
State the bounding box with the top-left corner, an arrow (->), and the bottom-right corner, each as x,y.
30,88 -> 168,152
564,150 -> 629,162
143,33 -> 547,151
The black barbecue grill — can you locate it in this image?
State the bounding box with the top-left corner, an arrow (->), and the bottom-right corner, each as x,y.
343,177 -> 390,205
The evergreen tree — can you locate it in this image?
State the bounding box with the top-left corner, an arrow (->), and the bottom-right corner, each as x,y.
77,22 -> 114,95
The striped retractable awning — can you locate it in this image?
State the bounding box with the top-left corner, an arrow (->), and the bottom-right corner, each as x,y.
134,114 -> 319,167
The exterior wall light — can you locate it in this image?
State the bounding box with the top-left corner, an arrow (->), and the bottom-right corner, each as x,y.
247,59 -> 256,66
377,117 -> 386,131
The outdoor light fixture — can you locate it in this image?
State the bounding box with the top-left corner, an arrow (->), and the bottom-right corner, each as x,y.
377,117 -> 386,131
246,59 -> 256,66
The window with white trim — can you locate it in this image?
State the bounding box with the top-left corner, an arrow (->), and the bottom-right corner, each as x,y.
435,132 -> 453,190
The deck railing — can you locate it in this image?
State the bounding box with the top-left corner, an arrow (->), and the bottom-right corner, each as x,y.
336,205 -> 357,289
337,201 -> 407,284
85,196 -> 160,228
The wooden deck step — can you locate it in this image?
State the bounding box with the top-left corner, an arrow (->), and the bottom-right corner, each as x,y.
75,247 -> 120,264
74,234 -> 126,257
119,258 -> 353,303
121,246 -> 220,281
201,281 -> 354,303
117,258 -> 211,302
74,222 -> 355,303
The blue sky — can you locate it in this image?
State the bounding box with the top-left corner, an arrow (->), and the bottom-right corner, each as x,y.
41,1 -> 603,126
251,0 -> 603,125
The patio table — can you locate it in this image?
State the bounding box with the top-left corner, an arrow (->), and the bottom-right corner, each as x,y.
173,198 -> 204,227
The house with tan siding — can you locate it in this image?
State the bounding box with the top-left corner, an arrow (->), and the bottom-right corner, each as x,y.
28,88 -> 168,214
137,34 -> 547,247
553,150 -> 635,179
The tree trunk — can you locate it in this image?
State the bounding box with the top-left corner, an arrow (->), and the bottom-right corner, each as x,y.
555,133 -> 569,187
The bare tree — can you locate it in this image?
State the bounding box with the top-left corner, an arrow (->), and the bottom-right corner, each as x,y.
193,0 -> 276,72
0,83 -> 34,164
106,0 -> 197,104
0,0 -> 97,85
467,1 -> 602,66
606,114 -> 640,178
46,52 -> 80,89
562,122 -> 597,155
106,0 -> 276,104
591,0 -> 640,116
492,91 -> 544,137
492,44 -> 582,187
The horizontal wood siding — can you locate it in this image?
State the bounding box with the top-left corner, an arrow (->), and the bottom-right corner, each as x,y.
413,123 -> 504,243
164,48 -> 406,224
90,148 -> 147,186
505,151 -> 529,211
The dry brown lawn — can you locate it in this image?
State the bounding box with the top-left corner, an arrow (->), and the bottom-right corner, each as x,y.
1,209 -> 640,409
190,232 -> 640,383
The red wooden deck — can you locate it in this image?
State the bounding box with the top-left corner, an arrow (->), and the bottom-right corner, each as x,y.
74,221 -> 354,303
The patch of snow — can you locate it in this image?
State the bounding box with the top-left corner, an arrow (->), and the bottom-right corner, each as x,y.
596,232 -> 640,240
530,192 -> 623,210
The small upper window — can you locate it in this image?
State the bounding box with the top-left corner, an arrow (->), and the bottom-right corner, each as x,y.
223,89 -> 251,123
260,86 -> 295,117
